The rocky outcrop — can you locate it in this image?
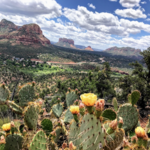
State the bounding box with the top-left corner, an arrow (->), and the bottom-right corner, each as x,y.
0,19 -> 18,35
105,46 -> 142,59
85,46 -> 94,51
59,38 -> 74,45
0,19 -> 51,47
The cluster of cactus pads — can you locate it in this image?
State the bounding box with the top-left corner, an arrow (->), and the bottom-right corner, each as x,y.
1,84 -> 150,150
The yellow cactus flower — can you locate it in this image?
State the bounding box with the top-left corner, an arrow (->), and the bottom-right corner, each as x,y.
2,123 -> 11,132
80,93 -> 97,106
135,127 -> 146,138
70,106 -> 79,115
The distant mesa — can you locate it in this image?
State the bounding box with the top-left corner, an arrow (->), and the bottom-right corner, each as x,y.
59,38 -> 74,45
0,19 -> 51,47
84,46 -> 94,51
55,38 -> 94,51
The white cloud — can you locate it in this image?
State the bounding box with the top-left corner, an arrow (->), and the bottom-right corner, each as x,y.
88,3 -> 96,9
115,8 -> 147,19
146,18 -> 150,21
119,0 -> 141,8
0,0 -> 62,19
120,36 -> 150,50
141,1 -> 147,4
120,19 -> 150,33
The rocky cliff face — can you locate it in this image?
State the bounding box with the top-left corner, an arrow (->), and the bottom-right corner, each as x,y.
0,19 -> 51,47
59,38 -> 74,45
84,46 -> 94,51
105,46 -> 142,59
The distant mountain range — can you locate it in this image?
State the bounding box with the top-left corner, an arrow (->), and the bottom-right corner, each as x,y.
0,19 -> 142,60
104,46 -> 142,59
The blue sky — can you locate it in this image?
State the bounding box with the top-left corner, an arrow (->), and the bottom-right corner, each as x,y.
0,0 -> 150,50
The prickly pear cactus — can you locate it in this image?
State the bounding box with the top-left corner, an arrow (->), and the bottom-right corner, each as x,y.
52,103 -> 63,118
7,101 -> 23,115
68,120 -> 80,147
102,108 -> 117,120
66,91 -> 78,107
64,109 -> 73,124
4,134 -> 23,150
29,130 -> 47,150
24,104 -> 39,130
53,126 -> 63,144
112,97 -> 118,112
103,128 -> 124,150
41,119 -> 53,136
77,114 -> 106,150
18,83 -> 35,107
117,103 -> 139,132
128,94 -> 132,104
0,84 -> 10,103
131,90 -> 141,106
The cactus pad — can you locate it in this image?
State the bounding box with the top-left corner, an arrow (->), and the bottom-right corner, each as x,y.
112,97 -> 118,112
66,91 -> 78,107
29,130 -> 47,150
78,114 -> 106,150
24,104 -> 38,130
52,103 -> 63,118
0,84 -> 10,103
117,103 -> 138,132
131,90 -> 141,106
41,119 -> 53,136
102,108 -> 117,120
103,128 -> 124,150
64,109 -> 73,124
128,94 -> 132,104
18,83 -> 35,107
7,101 -> 23,115
68,121 -> 80,147
4,134 -> 23,150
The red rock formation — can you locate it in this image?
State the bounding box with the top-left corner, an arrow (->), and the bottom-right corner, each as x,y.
85,46 -> 94,51
59,38 -> 74,45
0,19 -> 51,47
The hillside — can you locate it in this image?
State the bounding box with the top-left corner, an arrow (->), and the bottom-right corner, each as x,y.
0,19 -> 51,48
105,46 -> 142,59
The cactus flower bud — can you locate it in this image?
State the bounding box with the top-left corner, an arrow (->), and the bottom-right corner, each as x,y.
50,131 -> 56,137
62,142 -> 67,149
10,121 -> 15,127
95,99 -> 105,111
79,103 -> 84,109
118,117 -> 123,128
109,119 -> 118,130
0,135 -> 5,144
32,81 -> 36,86
69,141 -> 76,150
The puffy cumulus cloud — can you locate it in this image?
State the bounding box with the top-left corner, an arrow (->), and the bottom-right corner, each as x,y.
0,0 -> 62,19
115,8 -> 147,19
120,19 -> 150,33
119,0 -> 141,8
63,6 -> 120,27
88,3 -> 96,9
120,36 -> 150,50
